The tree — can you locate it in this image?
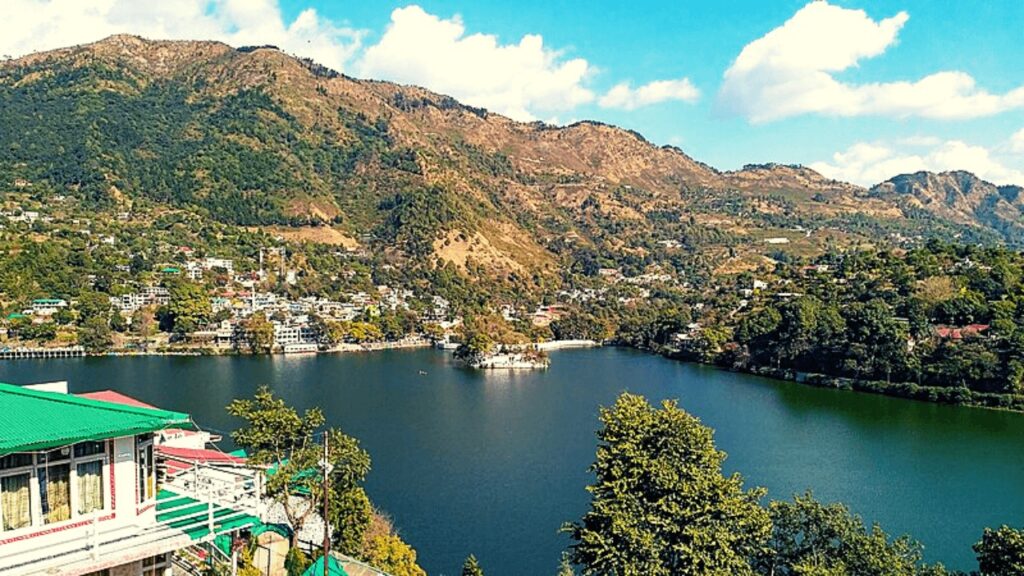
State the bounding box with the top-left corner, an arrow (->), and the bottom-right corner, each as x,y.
167,281 -> 212,334
311,314 -> 346,346
461,555 -> 484,576
132,308 -> 155,340
974,526 -> 1024,576
758,493 -> 929,576
110,311 -> 128,333
284,548 -> 311,576
76,290 -> 113,325
53,307 -> 74,325
240,313 -> 275,354
359,513 -> 427,576
226,387 -> 371,548
346,321 -> 383,344
565,393 -> 770,576
454,332 -> 494,364
78,316 -> 112,353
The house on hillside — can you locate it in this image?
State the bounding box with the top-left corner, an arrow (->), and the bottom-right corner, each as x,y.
28,299 -> 67,316
934,324 -> 990,340
0,382 -> 263,576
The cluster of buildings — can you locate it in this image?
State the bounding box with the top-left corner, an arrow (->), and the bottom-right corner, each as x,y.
0,380 -> 388,576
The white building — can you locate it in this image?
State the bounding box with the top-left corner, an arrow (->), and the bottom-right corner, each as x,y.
0,383 -> 261,576
28,299 -> 67,316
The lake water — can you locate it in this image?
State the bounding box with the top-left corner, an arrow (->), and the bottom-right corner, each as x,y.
1,347 -> 1022,575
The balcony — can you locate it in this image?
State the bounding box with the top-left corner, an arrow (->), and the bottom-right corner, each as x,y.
0,453 -> 263,576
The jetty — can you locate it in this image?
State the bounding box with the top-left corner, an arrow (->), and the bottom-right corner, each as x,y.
0,345 -> 85,359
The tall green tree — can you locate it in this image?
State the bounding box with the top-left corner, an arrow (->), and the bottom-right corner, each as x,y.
227,387 -> 371,548
166,280 -> 212,334
565,392 -> 770,576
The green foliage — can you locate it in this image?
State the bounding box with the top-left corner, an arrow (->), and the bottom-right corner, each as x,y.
77,316 -> 112,352
359,514 -> 428,576
284,546 -> 311,576
454,332 -> 495,362
565,393 -> 770,576
11,320 -> 57,341
974,526 -> 1024,576
461,555 -> 485,576
76,291 -> 113,325
377,185 -> 463,256
227,387 -> 371,547
167,281 -> 212,334
759,493 -> 929,576
240,313 -> 275,353
556,554 -> 575,576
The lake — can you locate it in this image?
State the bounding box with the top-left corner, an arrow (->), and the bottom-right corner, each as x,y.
1,347 -> 1022,575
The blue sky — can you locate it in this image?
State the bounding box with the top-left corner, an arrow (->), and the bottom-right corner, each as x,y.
4,0 -> 1024,185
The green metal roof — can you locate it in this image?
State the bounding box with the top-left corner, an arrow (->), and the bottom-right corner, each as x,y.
0,382 -> 193,455
303,555 -> 349,576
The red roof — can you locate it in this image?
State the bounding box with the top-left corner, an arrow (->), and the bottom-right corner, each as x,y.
77,390 -> 157,409
157,446 -> 247,475
935,324 -> 990,340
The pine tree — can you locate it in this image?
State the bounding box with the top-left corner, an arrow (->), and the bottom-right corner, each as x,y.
564,392 -> 770,576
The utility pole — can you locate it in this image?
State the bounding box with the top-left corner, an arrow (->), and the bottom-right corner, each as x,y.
322,431 -> 330,576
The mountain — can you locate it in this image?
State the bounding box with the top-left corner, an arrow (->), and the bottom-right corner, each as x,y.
870,171 -> 1024,243
0,35 -> 1018,287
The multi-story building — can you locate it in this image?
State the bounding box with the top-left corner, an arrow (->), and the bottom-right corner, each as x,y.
0,383 -> 262,576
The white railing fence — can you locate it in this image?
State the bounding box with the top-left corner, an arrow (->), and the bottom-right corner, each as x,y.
0,455 -> 263,576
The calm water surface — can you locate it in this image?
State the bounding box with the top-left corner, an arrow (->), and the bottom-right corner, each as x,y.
1,348 -> 1022,575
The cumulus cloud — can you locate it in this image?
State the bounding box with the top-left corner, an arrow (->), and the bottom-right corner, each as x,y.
598,78 -> 700,110
719,1 -> 1024,123
358,6 -> 597,121
0,0 -> 363,72
811,137 -> 1024,187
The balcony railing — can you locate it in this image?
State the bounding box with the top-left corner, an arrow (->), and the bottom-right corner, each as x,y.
1,454 -> 263,576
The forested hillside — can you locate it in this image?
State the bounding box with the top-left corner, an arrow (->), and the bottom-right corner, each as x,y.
1,34 -> 1020,292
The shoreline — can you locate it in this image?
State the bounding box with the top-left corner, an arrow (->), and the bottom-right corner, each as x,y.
658,348 -> 1024,414
9,339 -> 1021,413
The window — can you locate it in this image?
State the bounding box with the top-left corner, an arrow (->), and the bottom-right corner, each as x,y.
137,438 -> 155,502
38,462 -> 71,524
0,440 -> 109,533
74,441 -> 105,458
1,473 -> 31,530
76,461 -> 104,515
142,553 -> 169,576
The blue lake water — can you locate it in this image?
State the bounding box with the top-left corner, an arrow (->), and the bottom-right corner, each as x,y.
1,347 -> 1022,575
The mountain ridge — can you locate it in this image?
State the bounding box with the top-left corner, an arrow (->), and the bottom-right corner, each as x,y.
1,35 -> 1020,287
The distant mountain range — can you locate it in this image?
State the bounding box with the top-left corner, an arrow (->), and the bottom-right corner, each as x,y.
1,35 -> 1020,282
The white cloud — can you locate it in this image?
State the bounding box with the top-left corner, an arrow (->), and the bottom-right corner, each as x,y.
811,137 -> 1024,187
0,0 -> 363,72
357,6 -> 596,121
599,78 -> 700,110
1011,128 -> 1024,154
719,1 -> 1024,123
